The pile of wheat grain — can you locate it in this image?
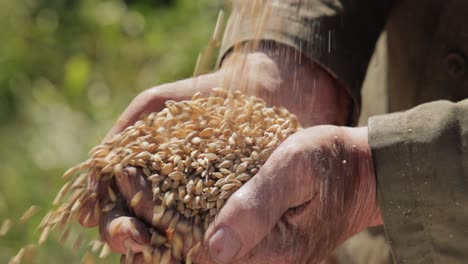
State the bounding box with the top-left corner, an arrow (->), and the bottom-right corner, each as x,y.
34,88 -> 300,263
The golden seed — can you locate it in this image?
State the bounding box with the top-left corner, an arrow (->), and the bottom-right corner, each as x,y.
130,191 -> 143,207
161,209 -> 174,227
152,205 -> 165,225
99,243 -> 111,259
0,219 -> 13,236
230,179 -> 243,187
191,91 -> 201,100
211,172 -> 223,179
152,154 -> 162,162
161,164 -> 174,176
51,89 -> 301,261
217,160 -> 233,169
224,153 -> 237,160
53,182 -> 71,205
236,173 -> 251,182
9,247 -> 25,264
175,220 -> 191,233
183,194 -> 192,204
39,225 -> 51,245
205,153 -> 218,161
164,191 -> 175,207
195,180 -> 203,195
168,211 -> 180,230
219,168 -> 231,175
258,148 -> 274,161
62,166 -> 80,179
199,127 -> 214,138
136,151 -> 151,159
216,199 -> 224,210
160,249 -> 172,264
214,178 -> 226,187
71,199 -> 81,212
113,164 -> 123,177
172,232 -> 183,259
168,171 -> 185,181
19,206 -> 40,224
191,137 -> 203,145
90,240 -> 103,253
219,191 -> 232,200
221,183 -> 236,192
108,187 -> 117,202
143,167 -> 152,177
59,227 -> 71,245
205,179 -> 215,187
161,178 -> 172,191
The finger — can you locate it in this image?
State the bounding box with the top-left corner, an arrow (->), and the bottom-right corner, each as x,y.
115,167 -> 154,225
232,205 -> 320,264
104,73 -> 221,142
77,173 -> 111,227
100,197 -> 151,254
115,167 -> 197,237
115,166 -> 212,260
204,136 -> 316,263
76,193 -> 99,227
234,197 -> 345,264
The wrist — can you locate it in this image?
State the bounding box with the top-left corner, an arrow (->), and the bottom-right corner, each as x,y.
219,42 -> 351,126
353,127 -> 383,228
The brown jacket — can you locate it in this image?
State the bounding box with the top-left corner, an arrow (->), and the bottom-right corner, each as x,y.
220,1 -> 468,263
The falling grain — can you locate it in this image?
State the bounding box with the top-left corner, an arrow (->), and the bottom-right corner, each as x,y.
130,191 -> 144,208
99,243 -> 111,259
19,206 -> 40,224
8,248 -> 25,264
43,89 -> 301,262
0,218 -> 12,236
39,225 -> 51,245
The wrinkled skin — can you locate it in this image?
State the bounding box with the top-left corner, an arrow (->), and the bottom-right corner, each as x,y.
77,45 -> 382,263
205,126 -> 382,263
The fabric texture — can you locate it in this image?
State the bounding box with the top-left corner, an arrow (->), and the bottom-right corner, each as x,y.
369,99 -> 468,263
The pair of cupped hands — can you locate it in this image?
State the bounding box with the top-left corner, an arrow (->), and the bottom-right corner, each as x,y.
78,46 -> 383,264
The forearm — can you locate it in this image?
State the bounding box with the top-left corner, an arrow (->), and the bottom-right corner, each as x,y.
220,0 -> 394,126
219,42 -> 351,127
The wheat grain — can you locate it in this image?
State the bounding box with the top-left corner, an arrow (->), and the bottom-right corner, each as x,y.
0,218 -> 12,236
37,89 -> 300,262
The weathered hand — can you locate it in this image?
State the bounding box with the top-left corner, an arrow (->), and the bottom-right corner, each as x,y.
76,44 -> 350,262
77,72 -> 223,260
205,126 -> 383,264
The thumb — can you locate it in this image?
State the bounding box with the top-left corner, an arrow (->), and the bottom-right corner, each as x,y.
204,143 -> 313,263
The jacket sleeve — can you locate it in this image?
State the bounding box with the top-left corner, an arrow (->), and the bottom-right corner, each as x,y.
219,0 -> 393,124
369,99 -> 468,263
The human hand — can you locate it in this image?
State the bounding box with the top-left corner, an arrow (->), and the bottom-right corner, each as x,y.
76,43 -> 351,262
205,126 -> 383,264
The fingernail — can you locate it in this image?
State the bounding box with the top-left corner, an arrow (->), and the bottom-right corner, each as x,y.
209,226 -> 241,264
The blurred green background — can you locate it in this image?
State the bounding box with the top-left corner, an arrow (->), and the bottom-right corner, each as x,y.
0,0 -> 221,262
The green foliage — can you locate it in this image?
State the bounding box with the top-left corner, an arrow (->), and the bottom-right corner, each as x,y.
0,0 -> 221,262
